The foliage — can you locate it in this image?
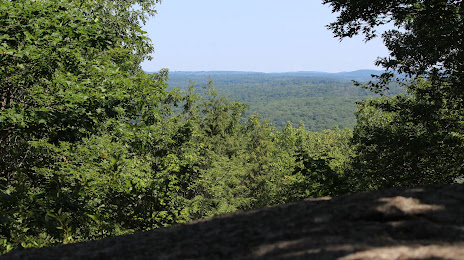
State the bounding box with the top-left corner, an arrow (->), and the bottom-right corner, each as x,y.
0,2 -> 354,249
166,72 -> 404,130
323,0 -> 463,85
0,0 -> 173,253
155,82 -> 352,219
324,0 -> 464,189
8,0 -> 455,254
351,79 -> 464,189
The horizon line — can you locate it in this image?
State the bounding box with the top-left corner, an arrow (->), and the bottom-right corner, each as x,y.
144,69 -> 385,74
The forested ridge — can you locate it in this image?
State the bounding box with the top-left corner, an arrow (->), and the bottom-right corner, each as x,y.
164,71 -> 404,131
1,0 -> 463,255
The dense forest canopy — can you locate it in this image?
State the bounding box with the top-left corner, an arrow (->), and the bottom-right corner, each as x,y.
165,71 -> 404,130
1,0 -> 462,254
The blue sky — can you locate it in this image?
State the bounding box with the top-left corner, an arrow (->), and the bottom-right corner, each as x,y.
141,0 -> 389,73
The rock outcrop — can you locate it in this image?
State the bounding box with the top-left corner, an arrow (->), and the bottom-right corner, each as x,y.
3,184 -> 464,259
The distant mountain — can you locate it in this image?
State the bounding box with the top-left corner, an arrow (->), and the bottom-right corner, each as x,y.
332,70 -> 384,80
168,71 -> 265,76
335,69 -> 383,76
158,69 -> 404,131
278,70 -> 407,81
266,70 -> 384,81
146,70 -> 385,82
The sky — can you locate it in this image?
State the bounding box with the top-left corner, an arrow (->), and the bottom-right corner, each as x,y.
141,0 -> 390,73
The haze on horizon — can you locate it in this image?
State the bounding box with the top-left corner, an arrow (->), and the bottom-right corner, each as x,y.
141,0 -> 390,73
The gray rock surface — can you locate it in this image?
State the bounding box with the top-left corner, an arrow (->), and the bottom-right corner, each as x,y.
3,184 -> 464,259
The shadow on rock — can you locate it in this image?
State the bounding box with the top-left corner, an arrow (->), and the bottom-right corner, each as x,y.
3,184 -> 464,260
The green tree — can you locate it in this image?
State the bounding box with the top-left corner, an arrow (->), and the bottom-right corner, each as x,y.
351,79 -> 464,189
323,0 -> 463,84
281,124 -> 353,199
323,0 -> 464,189
0,0 -> 175,252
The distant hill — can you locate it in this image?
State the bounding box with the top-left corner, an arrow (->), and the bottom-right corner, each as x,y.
150,70 -> 403,131
162,69 -> 384,82
166,71 -> 266,75
271,69 -> 384,81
